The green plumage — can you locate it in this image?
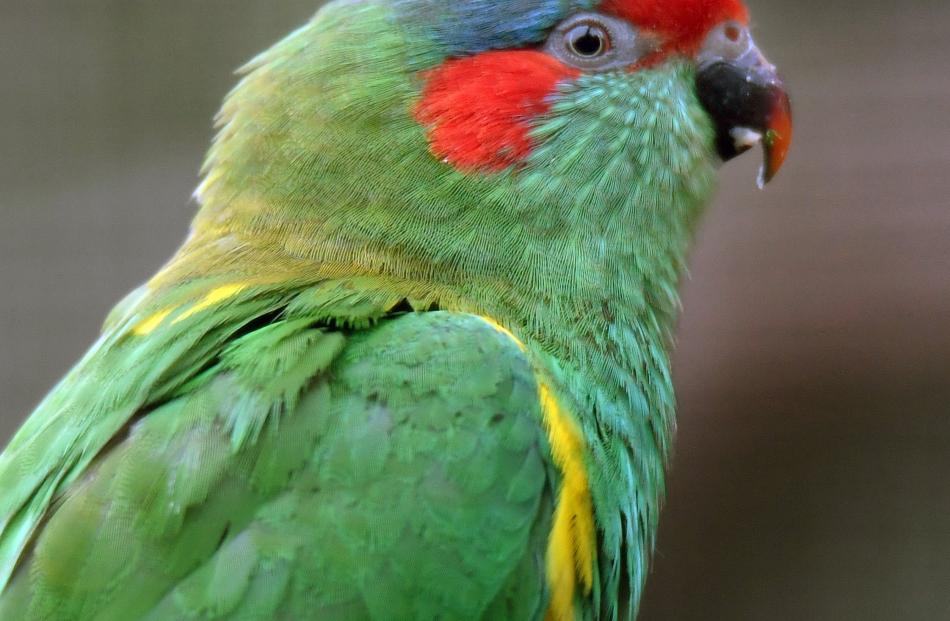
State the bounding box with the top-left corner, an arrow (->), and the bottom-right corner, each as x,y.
0,0 -> 723,619
1,301 -> 552,620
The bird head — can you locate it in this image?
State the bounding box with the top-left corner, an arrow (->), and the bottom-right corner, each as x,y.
186,0 -> 792,302
410,0 -> 791,185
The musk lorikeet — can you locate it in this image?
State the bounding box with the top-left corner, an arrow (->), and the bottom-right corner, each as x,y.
0,0 -> 791,619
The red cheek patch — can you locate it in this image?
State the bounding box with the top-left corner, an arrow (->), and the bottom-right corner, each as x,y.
415,51 -> 578,172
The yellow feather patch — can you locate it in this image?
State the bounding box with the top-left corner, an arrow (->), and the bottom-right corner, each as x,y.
172,284 -> 248,325
539,380 -> 595,621
132,308 -> 173,336
476,315 -> 594,621
132,284 -> 248,336
477,316 -> 527,352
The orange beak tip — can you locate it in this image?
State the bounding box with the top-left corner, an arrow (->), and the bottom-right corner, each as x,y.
760,93 -> 793,187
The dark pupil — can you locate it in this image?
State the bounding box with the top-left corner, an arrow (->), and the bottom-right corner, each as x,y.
571,27 -> 604,56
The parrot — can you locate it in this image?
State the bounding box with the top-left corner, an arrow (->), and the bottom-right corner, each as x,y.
0,0 -> 791,619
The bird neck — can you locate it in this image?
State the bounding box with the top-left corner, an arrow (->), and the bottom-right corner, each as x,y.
160,157 -> 711,463
149,30 -> 718,518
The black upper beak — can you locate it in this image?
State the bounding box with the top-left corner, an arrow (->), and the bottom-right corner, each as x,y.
695,22 -> 792,185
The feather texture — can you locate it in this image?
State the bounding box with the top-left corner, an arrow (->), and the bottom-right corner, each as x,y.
0,0 -> 733,618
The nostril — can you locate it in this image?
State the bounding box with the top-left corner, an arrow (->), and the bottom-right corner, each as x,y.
698,20 -> 753,65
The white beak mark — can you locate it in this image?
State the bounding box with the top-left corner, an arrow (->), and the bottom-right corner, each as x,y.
730,126 -> 763,151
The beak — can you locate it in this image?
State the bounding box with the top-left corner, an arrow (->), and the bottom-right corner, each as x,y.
695,23 -> 792,187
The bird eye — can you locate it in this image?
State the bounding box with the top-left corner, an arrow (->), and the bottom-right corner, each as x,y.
566,23 -> 609,58
543,13 -> 654,72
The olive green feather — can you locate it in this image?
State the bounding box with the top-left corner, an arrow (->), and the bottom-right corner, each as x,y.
0,0 -> 724,619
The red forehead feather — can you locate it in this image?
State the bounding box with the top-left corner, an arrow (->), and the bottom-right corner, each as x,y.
600,0 -> 748,52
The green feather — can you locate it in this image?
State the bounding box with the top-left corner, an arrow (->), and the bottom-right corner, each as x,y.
1,306 -> 552,620
0,0 -> 724,618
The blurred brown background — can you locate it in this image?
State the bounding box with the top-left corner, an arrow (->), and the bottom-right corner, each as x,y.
1,1 -> 949,619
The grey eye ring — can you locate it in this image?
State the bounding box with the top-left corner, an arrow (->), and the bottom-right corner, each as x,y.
543,12 -> 657,72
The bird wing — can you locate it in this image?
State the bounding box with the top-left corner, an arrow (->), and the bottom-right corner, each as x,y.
0,280 -> 555,620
